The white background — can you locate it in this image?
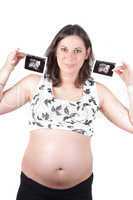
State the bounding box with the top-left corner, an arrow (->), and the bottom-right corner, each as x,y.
0,0 -> 133,199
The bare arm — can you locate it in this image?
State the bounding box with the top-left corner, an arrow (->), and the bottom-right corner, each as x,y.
0,49 -> 25,101
127,85 -> 133,123
0,74 -> 41,115
97,82 -> 133,134
0,49 -> 41,115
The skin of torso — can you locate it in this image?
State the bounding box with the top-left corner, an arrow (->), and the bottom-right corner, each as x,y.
21,79 -> 96,189
22,130 -> 93,189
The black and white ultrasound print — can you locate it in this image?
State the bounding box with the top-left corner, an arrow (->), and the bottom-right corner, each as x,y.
93,60 -> 116,77
24,54 -> 47,73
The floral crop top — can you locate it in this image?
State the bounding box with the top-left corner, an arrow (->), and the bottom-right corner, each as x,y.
28,75 -> 100,137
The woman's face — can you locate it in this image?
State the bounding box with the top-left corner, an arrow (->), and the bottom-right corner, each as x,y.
56,35 -> 90,77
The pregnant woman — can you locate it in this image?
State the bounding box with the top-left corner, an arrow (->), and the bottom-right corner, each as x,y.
0,24 -> 133,200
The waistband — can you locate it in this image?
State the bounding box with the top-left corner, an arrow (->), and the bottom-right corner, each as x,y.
20,172 -> 93,197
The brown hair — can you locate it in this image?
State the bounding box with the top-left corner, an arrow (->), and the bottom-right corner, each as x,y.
45,24 -> 94,87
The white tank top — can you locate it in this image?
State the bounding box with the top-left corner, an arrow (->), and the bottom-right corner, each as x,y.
28,75 -> 100,137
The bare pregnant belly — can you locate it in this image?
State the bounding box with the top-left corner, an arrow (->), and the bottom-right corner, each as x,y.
21,129 -> 93,189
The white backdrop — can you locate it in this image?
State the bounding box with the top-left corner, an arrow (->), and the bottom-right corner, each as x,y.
0,0 -> 133,199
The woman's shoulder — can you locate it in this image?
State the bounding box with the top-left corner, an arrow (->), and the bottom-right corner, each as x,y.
26,73 -> 42,81
22,73 -> 43,101
95,81 -> 111,93
95,81 -> 115,109
23,73 -> 42,88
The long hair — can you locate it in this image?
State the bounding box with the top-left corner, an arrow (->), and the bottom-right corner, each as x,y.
45,24 -> 94,87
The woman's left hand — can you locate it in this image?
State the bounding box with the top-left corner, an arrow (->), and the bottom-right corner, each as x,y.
114,62 -> 133,86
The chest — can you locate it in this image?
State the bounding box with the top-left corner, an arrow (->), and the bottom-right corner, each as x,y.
30,78 -> 99,124
31,89 -> 98,124
52,86 -> 83,101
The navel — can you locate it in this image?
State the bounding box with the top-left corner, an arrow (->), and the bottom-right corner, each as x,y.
56,167 -> 64,171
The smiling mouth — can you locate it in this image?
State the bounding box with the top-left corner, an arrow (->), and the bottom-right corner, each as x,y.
65,64 -> 75,67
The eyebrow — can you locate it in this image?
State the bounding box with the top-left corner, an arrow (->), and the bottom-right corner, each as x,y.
60,45 -> 83,49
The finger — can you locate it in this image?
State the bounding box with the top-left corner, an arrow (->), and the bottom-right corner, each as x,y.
114,70 -> 124,76
16,51 -> 26,58
122,62 -> 133,71
113,63 -> 127,72
121,62 -> 128,69
13,48 -> 25,57
113,67 -> 125,75
113,67 -> 124,72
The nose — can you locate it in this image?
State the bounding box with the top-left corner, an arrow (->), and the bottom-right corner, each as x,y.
65,51 -> 76,61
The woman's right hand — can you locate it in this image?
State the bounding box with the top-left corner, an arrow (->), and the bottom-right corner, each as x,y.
4,49 -> 26,72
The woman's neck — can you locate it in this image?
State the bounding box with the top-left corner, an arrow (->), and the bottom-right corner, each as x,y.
60,73 -> 78,88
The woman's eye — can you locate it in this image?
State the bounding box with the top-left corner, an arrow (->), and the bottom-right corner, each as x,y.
73,49 -> 82,53
61,48 -> 67,52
